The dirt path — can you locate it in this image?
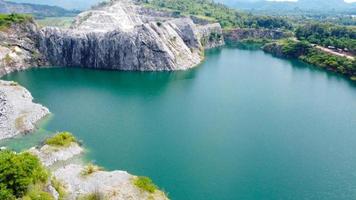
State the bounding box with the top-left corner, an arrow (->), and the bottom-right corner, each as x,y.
290,37 -> 355,61
315,45 -> 355,61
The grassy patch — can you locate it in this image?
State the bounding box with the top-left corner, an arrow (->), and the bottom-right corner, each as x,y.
133,176 -> 157,193
3,54 -> 13,65
15,114 -> 27,131
51,177 -> 66,200
81,164 -> 103,177
35,17 -> 75,28
45,132 -> 76,147
22,183 -> 54,200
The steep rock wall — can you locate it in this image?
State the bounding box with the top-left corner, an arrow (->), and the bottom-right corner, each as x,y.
198,23 -> 225,49
38,0 -> 223,71
0,0 -> 225,74
39,18 -> 202,71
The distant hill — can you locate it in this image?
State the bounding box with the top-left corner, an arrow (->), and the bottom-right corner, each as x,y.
5,0 -> 356,14
5,0 -> 102,10
218,0 -> 356,13
0,0 -> 79,18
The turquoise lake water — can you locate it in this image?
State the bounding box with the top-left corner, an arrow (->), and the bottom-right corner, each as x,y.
1,46 -> 356,200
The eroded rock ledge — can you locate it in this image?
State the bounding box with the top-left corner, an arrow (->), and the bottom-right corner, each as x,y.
0,80 -> 49,140
223,28 -> 290,42
29,138 -> 168,200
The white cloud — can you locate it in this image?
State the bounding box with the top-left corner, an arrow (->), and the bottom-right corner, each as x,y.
344,0 -> 356,3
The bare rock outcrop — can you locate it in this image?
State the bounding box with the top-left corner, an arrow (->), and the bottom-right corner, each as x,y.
29,142 -> 83,167
0,80 -> 49,140
54,164 -> 168,200
30,139 -> 168,200
197,23 -> 225,49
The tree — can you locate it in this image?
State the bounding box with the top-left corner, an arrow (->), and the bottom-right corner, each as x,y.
0,151 -> 48,198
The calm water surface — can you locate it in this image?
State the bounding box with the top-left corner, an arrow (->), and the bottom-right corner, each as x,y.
2,46 -> 356,200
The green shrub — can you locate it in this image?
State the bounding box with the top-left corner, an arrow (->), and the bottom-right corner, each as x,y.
45,132 -> 76,147
133,176 -> 157,193
0,150 -> 48,198
0,184 -> 15,200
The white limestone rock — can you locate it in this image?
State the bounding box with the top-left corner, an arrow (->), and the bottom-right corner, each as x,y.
29,142 -> 84,167
0,80 -> 49,140
54,164 -> 168,200
38,0 -> 223,71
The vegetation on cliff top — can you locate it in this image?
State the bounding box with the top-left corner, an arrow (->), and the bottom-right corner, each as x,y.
139,0 -> 292,30
0,150 -> 50,199
0,14 -> 32,30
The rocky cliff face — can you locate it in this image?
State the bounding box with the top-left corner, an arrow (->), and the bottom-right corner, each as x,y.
223,28 -> 290,42
38,0 -> 223,71
0,0 -> 224,75
262,42 -> 285,57
197,23 -> 225,49
0,20 -> 47,76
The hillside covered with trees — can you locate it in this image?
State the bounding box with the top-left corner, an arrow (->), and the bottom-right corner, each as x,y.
140,0 -> 292,30
296,23 -> 356,54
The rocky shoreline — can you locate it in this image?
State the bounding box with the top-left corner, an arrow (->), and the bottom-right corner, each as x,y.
0,80 -> 49,140
27,136 -> 168,200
